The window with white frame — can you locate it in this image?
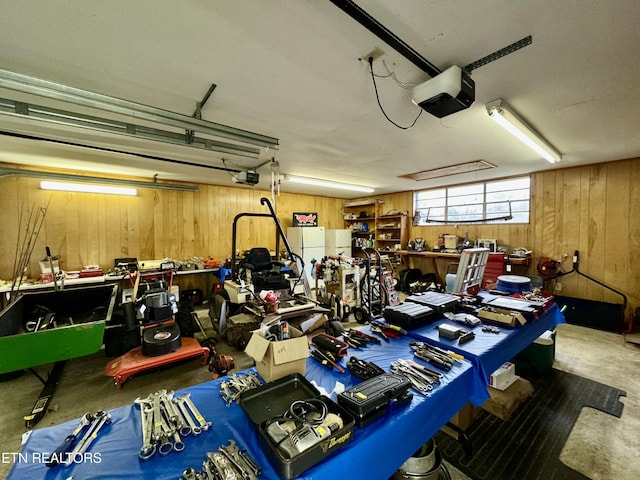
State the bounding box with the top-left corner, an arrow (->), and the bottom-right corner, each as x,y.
413,177 -> 530,225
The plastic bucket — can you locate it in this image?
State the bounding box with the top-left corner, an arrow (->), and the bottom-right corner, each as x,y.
392,439 -> 442,479
496,275 -> 531,294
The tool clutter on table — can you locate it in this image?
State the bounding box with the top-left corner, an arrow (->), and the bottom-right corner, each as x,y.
45,410 -> 112,468
178,440 -> 261,480
134,389 -> 211,460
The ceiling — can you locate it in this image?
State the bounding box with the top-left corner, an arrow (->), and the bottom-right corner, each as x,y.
1,0 -> 639,199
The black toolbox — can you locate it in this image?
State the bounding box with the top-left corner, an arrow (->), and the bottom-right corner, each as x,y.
337,373 -> 412,427
405,291 -> 460,316
383,302 -> 435,329
239,373 -> 355,479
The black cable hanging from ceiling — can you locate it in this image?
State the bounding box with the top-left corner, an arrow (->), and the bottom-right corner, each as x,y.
368,58 -> 422,130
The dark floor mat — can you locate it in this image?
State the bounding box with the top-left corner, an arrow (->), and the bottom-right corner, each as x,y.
435,369 -> 626,480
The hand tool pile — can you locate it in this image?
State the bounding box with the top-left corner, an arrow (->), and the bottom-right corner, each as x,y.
409,341 -> 460,371
390,359 -> 443,396
310,333 -> 349,373
341,328 -> 380,348
482,324 -> 500,334
347,356 -> 385,380
219,372 -> 263,407
46,410 -> 111,467
369,319 -> 407,341
178,440 -> 261,480
134,390 -> 211,460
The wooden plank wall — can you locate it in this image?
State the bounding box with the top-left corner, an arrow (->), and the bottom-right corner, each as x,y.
2,158 -> 638,323
0,174 -> 343,294
349,158 -> 640,325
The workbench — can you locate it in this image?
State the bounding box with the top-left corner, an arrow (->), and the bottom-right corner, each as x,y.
7,304 -> 563,480
0,268 -> 220,309
397,250 -> 532,284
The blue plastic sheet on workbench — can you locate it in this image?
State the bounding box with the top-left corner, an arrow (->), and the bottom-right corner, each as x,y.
408,302 -> 565,391
8,330 -> 477,480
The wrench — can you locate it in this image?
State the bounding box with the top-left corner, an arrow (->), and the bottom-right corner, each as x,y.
207,452 -> 239,480
65,411 -> 111,466
46,412 -> 94,467
219,440 -> 259,480
176,397 -> 202,435
138,404 -> 156,460
153,396 -> 173,456
178,393 -> 211,431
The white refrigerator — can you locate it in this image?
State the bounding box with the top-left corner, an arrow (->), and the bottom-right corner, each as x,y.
325,229 -> 352,257
287,226 -> 325,283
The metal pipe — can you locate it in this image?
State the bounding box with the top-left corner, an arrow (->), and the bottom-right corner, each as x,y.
0,69 -> 279,148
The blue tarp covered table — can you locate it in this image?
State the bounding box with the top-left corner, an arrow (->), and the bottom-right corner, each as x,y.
407,302 -> 566,390
8,327 -> 477,480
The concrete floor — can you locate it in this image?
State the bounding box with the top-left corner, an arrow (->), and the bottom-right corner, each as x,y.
1,310 -> 639,479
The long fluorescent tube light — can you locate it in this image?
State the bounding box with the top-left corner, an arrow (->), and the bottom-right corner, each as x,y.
486,99 -> 561,163
285,175 -> 374,193
40,180 -> 137,196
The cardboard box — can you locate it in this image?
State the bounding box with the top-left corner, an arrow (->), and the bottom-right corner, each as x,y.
482,377 -> 533,420
489,362 -> 517,390
244,327 -> 309,382
477,306 -> 527,327
442,402 -> 481,439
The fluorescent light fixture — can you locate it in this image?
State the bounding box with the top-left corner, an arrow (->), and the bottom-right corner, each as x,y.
399,160 -> 496,181
486,99 -> 562,163
40,180 -> 137,196
285,175 -> 374,193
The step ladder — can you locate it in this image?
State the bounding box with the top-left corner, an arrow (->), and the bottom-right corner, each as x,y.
451,248 -> 490,294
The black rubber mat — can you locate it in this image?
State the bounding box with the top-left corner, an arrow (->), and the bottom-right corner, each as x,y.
435,369 -> 626,480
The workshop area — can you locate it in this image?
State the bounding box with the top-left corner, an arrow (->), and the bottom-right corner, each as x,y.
1,2 -> 640,480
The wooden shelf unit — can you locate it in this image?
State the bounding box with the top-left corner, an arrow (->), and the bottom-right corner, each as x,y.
343,200 -> 408,256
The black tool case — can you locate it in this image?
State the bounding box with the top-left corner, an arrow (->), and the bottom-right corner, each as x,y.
239,373 -> 355,479
405,291 -> 460,315
337,373 -> 412,427
383,302 -> 435,329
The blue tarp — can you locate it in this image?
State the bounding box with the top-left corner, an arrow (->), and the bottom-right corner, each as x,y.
7,304 -> 564,479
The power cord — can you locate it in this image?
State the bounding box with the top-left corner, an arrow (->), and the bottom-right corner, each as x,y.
368,56 -> 422,130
